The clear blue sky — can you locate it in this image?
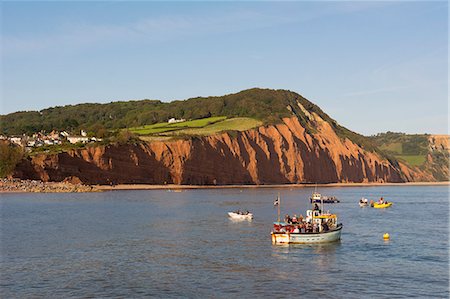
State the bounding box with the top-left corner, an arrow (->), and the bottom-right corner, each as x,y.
1,1 -> 448,135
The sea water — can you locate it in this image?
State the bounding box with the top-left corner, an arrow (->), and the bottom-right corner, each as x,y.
1,185 -> 448,298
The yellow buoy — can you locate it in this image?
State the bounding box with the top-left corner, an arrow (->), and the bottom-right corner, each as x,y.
383,233 -> 390,240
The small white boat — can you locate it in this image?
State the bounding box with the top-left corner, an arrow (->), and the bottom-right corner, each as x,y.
359,198 -> 369,207
228,211 -> 253,220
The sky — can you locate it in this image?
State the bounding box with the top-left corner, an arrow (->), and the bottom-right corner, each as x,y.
1,1 -> 448,135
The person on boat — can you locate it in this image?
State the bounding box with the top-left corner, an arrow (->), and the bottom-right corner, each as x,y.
313,223 -> 319,233
322,222 -> 329,232
300,222 -> 306,233
313,203 -> 322,214
378,197 -> 384,204
292,215 -> 298,224
284,214 -> 291,224
299,214 -> 304,222
293,226 -> 300,233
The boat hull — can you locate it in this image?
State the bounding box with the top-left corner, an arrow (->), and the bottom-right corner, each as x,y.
228,212 -> 253,220
372,202 -> 393,209
271,225 -> 342,244
311,199 -> 340,203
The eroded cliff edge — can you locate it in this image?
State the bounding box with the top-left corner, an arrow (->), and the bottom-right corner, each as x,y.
14,115 -> 433,185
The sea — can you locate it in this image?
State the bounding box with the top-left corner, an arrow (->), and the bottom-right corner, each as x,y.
1,185 -> 449,298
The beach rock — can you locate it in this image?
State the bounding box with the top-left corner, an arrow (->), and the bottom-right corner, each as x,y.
0,178 -> 96,193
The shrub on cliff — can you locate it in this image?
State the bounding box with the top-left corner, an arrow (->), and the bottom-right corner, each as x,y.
0,142 -> 24,178
114,130 -> 141,145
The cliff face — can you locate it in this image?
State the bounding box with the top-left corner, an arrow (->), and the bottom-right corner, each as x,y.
14,115 -> 430,185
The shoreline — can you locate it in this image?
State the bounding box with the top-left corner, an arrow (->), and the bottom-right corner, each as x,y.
1,180 -> 448,193
95,181 -> 450,191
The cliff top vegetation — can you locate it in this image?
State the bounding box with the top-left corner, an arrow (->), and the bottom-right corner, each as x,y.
0,88 -> 375,148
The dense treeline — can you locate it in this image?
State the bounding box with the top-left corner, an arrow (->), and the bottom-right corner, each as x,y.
1,88 -> 303,135
0,88 -> 379,153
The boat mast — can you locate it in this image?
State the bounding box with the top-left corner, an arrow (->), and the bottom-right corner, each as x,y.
277,193 -> 281,223
321,195 -> 324,215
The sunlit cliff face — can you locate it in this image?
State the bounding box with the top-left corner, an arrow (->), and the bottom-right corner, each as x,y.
13,116 -> 434,185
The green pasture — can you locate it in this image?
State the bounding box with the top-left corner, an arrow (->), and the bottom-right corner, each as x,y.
128,116 -> 262,138
128,116 -> 227,135
171,118 -> 263,136
396,155 -> 426,166
378,141 -> 427,166
379,142 -> 402,154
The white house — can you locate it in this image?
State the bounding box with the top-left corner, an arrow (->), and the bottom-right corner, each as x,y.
67,136 -> 89,144
9,137 -> 23,146
60,131 -> 69,137
168,118 -> 186,124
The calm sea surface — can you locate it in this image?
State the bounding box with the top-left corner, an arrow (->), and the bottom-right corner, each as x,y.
1,185 -> 449,298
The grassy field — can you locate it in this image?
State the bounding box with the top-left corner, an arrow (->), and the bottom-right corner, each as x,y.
129,116 -> 227,135
396,155 -> 427,166
170,118 -> 263,136
128,116 -> 262,138
377,141 -> 426,166
379,142 -> 402,154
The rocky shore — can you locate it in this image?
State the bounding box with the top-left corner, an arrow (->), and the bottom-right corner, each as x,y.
0,178 -> 97,193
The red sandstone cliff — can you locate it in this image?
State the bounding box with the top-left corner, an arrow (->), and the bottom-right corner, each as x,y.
13,115 -> 433,185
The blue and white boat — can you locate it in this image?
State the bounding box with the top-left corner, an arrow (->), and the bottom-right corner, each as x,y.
271,194 -> 343,244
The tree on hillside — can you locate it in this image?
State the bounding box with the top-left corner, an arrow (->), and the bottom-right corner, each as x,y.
0,142 -> 24,178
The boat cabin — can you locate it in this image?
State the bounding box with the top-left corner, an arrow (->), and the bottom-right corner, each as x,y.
273,210 -> 337,234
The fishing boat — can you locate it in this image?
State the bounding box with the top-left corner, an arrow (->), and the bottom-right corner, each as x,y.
359,197 -> 369,207
228,211 -> 253,220
271,194 -> 343,244
310,191 -> 340,203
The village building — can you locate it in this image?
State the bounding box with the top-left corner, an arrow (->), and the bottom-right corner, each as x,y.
9,136 -> 24,146
168,118 -> 186,124
67,136 -> 90,144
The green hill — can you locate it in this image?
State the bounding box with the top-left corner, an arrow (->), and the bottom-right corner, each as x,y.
0,88 -> 293,135
0,88 -> 380,153
369,132 -> 429,166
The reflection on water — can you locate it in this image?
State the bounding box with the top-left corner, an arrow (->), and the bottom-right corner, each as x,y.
272,242 -> 340,271
1,186 -> 448,298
